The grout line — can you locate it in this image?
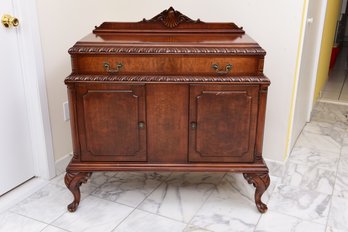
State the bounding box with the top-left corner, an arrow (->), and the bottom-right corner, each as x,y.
184,172 -> 227,230
8,211 -> 54,227
337,71 -> 348,101
324,132 -> 344,231
109,171 -> 175,231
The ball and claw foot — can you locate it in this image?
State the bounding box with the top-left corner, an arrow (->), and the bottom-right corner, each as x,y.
243,172 -> 270,213
64,171 -> 92,212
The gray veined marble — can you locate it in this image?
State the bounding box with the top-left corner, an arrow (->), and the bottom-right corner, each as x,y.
10,183 -> 94,224
92,172 -> 170,207
190,178 -> 262,232
333,172 -> 348,198
267,184 -> 331,224
52,195 -> 133,232
282,162 -> 335,195
302,121 -> 347,145
184,225 -> 214,232
41,225 -> 69,232
337,157 -> 348,175
138,172 -> 224,223
327,196 -> 348,231
0,211 -> 47,232
294,131 -> 341,154
255,210 -> 326,232
113,209 -> 186,232
311,102 -> 348,124
326,226 -> 348,232
289,147 -> 340,171
264,159 -> 285,178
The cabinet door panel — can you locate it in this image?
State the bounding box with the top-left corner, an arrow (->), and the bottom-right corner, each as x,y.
189,85 -> 259,162
77,84 -> 146,162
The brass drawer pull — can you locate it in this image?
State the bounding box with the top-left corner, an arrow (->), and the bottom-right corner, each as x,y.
212,64 -> 232,75
103,62 -> 123,73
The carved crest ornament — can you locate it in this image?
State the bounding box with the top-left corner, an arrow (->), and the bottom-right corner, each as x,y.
143,6 -> 201,28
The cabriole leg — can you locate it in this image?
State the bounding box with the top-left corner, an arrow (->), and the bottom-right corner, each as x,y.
64,171 -> 92,212
243,172 -> 270,213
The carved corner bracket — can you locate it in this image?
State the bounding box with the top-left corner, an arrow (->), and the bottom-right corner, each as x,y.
243,172 -> 270,213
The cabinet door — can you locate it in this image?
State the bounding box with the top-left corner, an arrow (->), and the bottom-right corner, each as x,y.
77,84 -> 146,162
189,85 -> 259,162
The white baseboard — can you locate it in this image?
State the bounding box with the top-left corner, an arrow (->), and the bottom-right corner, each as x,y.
55,153 -> 73,176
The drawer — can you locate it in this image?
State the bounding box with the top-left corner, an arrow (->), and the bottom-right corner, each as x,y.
72,55 -> 261,75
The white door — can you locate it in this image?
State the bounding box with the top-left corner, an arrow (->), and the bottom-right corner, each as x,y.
0,1 -> 36,195
290,0 -> 327,148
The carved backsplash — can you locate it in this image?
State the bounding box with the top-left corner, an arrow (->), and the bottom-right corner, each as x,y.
143,7 -> 202,28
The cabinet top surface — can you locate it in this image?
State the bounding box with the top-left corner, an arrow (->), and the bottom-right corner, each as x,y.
70,7 -> 264,55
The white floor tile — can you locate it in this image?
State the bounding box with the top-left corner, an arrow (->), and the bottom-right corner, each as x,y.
41,225 -> 69,232
184,225 -> 214,232
0,211 -> 47,232
326,226 -> 347,232
190,178 -> 261,232
92,172 -> 170,207
52,196 -> 133,232
0,177 -> 49,214
256,211 -> 326,232
303,121 -> 347,144
267,184 -> 331,224
113,209 -> 186,232
289,147 -> 339,171
264,159 -> 285,178
334,172 -> 348,198
10,183 -> 94,224
327,196 -> 348,231
311,102 -> 348,123
282,162 -> 335,195
139,172 -> 224,223
295,132 -> 341,154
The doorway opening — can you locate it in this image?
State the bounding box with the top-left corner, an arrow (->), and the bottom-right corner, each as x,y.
319,2 -> 348,104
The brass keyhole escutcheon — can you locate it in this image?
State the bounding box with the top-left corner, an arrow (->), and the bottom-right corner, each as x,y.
1,14 -> 19,28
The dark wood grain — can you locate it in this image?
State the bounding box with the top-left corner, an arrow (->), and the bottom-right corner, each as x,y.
76,83 -> 146,162
146,84 -> 189,163
64,7 -> 270,213
189,85 -> 258,162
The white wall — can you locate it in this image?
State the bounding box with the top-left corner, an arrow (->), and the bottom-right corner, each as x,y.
36,0 -> 305,161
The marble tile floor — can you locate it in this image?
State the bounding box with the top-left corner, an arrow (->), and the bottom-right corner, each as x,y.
1,102 -> 348,232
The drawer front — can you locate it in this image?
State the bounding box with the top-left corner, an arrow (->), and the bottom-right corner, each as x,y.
76,83 -> 147,162
73,55 -> 260,75
189,84 -> 259,163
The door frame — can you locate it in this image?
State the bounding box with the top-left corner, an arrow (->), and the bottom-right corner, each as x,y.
12,0 -> 55,179
287,0 -> 328,154
305,0 -> 328,121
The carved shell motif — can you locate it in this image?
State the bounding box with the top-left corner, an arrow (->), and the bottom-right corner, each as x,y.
145,7 -> 200,28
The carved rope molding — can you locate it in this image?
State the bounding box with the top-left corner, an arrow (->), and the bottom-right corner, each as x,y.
68,47 -> 266,55
65,75 -> 270,83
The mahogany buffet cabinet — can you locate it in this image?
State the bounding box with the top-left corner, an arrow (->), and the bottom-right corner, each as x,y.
64,7 -> 271,213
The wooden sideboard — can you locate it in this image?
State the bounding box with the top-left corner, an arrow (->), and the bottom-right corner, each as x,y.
64,7 -> 271,213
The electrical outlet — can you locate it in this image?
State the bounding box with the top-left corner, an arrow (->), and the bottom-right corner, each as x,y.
63,101 -> 70,121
